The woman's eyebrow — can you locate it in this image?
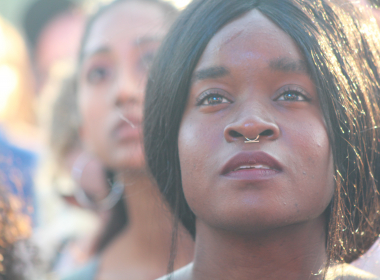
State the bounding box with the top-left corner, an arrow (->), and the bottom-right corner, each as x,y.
269,57 -> 310,75
191,58 -> 309,85
83,46 -> 111,60
191,66 -> 230,85
134,36 -> 164,46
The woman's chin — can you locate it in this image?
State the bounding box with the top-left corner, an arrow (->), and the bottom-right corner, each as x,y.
102,147 -> 146,172
119,155 -> 146,172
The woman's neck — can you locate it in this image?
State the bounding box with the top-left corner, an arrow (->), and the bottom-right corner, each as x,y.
192,217 -> 327,280
101,171 -> 193,271
120,171 -> 172,246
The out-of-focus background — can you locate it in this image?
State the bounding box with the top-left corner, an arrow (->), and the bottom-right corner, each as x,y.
0,0 -> 190,26
0,0 -> 190,279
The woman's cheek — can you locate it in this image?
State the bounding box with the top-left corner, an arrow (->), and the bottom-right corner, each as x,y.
178,115 -> 218,203
285,118 -> 334,209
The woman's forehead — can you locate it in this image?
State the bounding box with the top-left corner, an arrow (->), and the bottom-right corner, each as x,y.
195,9 -> 305,74
83,1 -> 167,57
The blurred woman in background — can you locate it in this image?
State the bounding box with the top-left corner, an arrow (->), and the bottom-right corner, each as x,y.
34,76 -> 106,278
64,0 -> 194,279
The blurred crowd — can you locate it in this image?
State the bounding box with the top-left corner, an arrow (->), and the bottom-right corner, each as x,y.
0,0 -> 192,279
0,0 -> 378,279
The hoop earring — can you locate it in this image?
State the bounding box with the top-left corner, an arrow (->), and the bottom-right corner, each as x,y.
71,153 -> 124,211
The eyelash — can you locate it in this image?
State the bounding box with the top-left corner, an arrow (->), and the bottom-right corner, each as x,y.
276,86 -> 311,102
85,64 -> 112,85
138,51 -> 156,70
196,89 -> 231,106
195,85 -> 310,107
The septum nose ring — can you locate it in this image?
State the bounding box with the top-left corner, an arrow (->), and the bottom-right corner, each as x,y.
118,112 -> 135,128
244,135 -> 260,143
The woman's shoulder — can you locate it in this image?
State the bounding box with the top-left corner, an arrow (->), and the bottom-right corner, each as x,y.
61,257 -> 101,280
156,263 -> 193,280
157,263 -> 379,280
326,263 -> 380,280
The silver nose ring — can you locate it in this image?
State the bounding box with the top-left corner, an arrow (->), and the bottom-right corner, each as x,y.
244,135 -> 260,143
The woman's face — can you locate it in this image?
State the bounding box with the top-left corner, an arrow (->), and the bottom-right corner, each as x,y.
178,10 -> 335,233
79,1 -> 169,171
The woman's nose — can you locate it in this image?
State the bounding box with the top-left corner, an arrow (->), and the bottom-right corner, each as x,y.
114,73 -> 144,107
224,115 -> 280,143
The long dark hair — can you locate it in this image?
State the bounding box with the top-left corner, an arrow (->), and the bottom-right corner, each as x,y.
144,0 -> 380,265
76,0 -> 178,253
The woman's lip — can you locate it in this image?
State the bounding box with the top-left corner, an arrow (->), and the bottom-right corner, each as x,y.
221,151 -> 283,176
223,168 -> 280,181
114,123 -> 142,141
112,117 -> 142,141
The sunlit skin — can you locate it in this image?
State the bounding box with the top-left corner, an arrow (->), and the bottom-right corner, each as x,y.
173,10 -> 335,280
78,2 -> 193,279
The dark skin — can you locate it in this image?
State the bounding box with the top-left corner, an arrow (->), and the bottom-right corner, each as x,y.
166,10 -> 350,280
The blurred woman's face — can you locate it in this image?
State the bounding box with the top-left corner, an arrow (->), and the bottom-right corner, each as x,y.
79,1 -> 169,171
178,10 -> 335,234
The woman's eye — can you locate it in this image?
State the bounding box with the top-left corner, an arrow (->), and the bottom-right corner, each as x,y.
200,94 -> 230,106
86,66 -> 111,84
277,90 -> 307,101
139,51 -> 156,70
